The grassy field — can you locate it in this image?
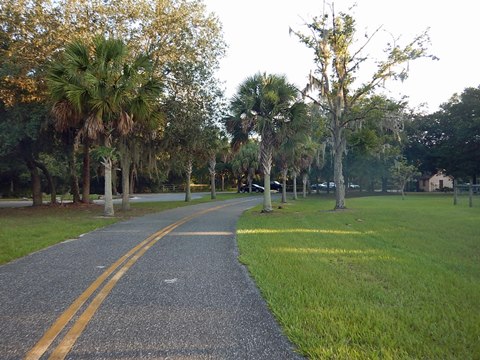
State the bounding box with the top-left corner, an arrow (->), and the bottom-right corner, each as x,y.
237,194 -> 480,359
0,193 -> 239,265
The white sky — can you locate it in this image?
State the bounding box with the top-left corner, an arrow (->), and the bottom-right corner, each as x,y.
203,0 -> 480,112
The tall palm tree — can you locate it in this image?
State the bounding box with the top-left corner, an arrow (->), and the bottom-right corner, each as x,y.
230,73 -> 306,212
48,36 -> 160,216
231,141 -> 260,193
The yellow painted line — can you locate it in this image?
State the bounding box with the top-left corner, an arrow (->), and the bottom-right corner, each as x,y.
24,225 -> 175,360
26,199 -> 253,360
49,227 -> 173,360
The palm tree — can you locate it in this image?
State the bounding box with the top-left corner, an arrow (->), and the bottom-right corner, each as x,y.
230,73 -> 306,212
48,36 -> 160,216
231,141 -> 260,193
276,108 -> 312,202
202,126 -> 228,200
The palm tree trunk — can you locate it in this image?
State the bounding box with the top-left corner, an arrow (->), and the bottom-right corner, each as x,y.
221,174 -> 225,191
209,156 -> 216,200
81,139 -> 91,203
281,167 -> 288,203
111,165 -> 119,196
103,157 -> 114,216
35,160 -> 57,204
121,161 -> 131,211
68,147 -> 81,203
185,158 -> 192,202
261,141 -> 273,212
237,176 -> 242,193
119,139 -> 132,211
129,165 -> 135,194
26,158 -> 42,206
302,173 -> 308,198
292,170 -> 298,200
248,168 -> 253,193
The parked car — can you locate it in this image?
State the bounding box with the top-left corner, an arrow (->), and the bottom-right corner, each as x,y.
310,183 -> 323,190
239,183 -> 265,193
348,183 -> 360,189
270,181 -> 283,191
311,182 -> 335,190
325,182 -> 336,189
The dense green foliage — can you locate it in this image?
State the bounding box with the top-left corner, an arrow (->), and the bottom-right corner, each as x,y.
0,2 -> 478,205
405,86 -> 480,182
0,0 -> 226,203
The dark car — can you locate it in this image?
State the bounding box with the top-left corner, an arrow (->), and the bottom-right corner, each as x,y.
270,181 -> 283,191
239,183 -> 265,193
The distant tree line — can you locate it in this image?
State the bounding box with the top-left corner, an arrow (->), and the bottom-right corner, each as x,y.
1,1 -> 478,214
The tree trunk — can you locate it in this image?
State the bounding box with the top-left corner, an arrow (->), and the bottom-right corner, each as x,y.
119,139 -> 132,211
111,165 -> 119,196
261,141 -> 273,212
469,181 -> 473,208
381,176 -> 388,193
129,165 -> 135,195
333,143 -> 346,209
248,168 -> 253,193
453,178 -> 458,205
185,158 -> 192,202
263,172 -> 272,212
292,170 -> 298,200
26,159 -> 42,206
103,157 -> 114,216
331,87 -> 347,210
302,173 -> 308,198
35,160 -> 57,204
209,156 -> 216,200
81,139 -> 91,203
281,167 -> 288,203
221,174 -> 225,191
68,145 -> 81,203
121,160 -> 131,211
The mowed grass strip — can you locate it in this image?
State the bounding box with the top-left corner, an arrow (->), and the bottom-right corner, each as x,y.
237,194 -> 480,359
0,193 -> 241,265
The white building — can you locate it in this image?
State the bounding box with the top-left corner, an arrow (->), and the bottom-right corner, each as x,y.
419,172 -> 454,192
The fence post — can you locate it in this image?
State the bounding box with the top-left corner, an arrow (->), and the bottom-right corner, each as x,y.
469,183 -> 473,207
453,179 -> 458,205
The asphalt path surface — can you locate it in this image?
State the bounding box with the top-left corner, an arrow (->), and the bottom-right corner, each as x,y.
0,197 -> 303,359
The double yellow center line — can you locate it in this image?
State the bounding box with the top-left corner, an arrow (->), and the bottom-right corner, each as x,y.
25,200 -> 249,360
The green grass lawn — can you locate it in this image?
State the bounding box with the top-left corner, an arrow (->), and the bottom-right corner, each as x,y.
237,194 -> 480,359
0,192 -> 240,265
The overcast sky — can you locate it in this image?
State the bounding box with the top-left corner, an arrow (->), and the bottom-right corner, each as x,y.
203,0 -> 480,112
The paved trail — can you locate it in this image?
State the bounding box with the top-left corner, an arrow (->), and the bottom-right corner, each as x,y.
0,198 -> 303,360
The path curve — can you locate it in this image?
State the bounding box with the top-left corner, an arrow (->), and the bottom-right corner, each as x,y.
0,197 -> 303,359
